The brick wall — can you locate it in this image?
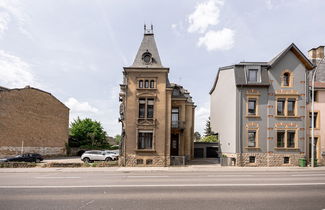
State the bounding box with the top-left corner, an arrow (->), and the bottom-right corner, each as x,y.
0,87 -> 69,157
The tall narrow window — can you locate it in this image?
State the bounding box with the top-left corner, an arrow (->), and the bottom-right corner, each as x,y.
139,80 -> 143,88
277,131 -> 285,147
144,80 -> 149,88
150,80 -> 155,88
248,130 -> 256,147
283,72 -> 290,86
248,98 -> 257,115
139,98 -> 146,118
287,98 -> 296,116
171,108 -> 179,128
309,112 -> 318,128
287,131 -> 295,148
277,98 -> 285,116
248,69 -> 258,82
138,132 -> 153,149
147,99 -> 154,118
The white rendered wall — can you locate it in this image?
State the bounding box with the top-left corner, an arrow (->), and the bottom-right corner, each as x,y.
210,68 -> 237,154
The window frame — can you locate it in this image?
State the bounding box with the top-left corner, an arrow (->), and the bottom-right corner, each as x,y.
247,69 -> 258,83
137,78 -> 157,89
275,129 -> 298,149
275,96 -> 298,117
138,98 -> 155,119
246,96 -> 259,117
246,128 -> 259,148
309,111 -> 320,129
281,70 -> 294,88
136,130 -> 155,151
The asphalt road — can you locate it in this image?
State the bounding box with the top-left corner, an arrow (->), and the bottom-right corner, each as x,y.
0,169 -> 325,210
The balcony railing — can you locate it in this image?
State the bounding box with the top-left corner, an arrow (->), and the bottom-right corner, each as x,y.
171,120 -> 185,129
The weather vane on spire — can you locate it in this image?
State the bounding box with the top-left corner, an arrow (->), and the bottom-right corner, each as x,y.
144,24 -> 154,34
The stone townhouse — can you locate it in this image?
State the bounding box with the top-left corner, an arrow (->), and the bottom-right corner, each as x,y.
0,86 -> 69,157
307,45 -> 325,166
118,26 -> 195,166
210,43 -> 315,166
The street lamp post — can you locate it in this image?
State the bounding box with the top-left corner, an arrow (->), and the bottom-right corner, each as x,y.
311,57 -> 325,167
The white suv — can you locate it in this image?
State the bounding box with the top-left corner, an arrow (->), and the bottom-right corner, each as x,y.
81,150 -> 117,163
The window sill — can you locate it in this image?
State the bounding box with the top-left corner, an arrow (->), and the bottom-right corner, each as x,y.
274,147 -> 299,150
135,149 -> 156,152
137,88 -> 157,90
246,115 -> 261,118
275,115 -> 300,118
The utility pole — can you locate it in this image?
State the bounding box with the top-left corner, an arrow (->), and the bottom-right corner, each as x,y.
311,57 -> 325,167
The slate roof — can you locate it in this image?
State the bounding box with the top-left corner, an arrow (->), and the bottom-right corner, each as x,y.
170,83 -> 194,103
130,33 -> 163,68
209,43 -> 316,94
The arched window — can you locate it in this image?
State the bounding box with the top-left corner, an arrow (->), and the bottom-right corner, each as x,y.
139,80 -> 143,88
144,80 -> 149,88
150,80 -> 155,88
283,72 -> 290,87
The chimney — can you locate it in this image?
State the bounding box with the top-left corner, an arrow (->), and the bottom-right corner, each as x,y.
315,46 -> 324,59
308,46 -> 324,59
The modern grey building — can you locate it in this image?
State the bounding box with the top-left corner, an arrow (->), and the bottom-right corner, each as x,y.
210,43 -> 315,166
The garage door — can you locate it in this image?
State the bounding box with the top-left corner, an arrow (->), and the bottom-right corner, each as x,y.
206,147 -> 218,158
194,148 -> 204,158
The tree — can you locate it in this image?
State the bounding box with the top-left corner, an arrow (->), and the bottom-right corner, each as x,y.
200,135 -> 218,143
204,117 -> 213,136
70,117 -> 107,147
194,131 -> 201,141
114,134 -> 122,145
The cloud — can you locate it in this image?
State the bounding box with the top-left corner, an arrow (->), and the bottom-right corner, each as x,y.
198,28 -> 235,51
0,50 -> 38,88
65,97 -> 99,113
187,0 -> 224,33
0,0 -> 30,38
0,12 -> 10,36
265,0 -> 274,9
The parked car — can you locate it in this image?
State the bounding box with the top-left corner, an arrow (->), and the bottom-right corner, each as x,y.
81,150 -> 117,163
104,150 -> 119,160
0,153 -> 43,163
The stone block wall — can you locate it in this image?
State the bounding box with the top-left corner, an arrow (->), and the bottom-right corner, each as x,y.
0,146 -> 65,157
119,154 -> 169,167
236,153 -> 305,167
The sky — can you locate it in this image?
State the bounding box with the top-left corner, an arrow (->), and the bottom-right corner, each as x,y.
0,0 -> 324,136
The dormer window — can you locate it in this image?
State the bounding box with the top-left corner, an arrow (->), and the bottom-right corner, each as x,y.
142,52 -> 152,64
248,69 -> 258,82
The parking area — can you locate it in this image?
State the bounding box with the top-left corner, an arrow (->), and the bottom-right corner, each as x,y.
42,156 -> 83,163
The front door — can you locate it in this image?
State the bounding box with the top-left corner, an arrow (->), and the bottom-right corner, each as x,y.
171,134 -> 179,156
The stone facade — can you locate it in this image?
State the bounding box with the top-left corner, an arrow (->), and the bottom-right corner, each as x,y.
118,26 -> 195,167
0,86 -> 69,157
237,153 -> 304,167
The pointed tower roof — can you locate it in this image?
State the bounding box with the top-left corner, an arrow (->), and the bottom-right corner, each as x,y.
130,25 -> 163,68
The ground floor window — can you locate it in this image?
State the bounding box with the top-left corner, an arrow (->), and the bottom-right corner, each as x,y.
138,131 -> 153,149
249,156 -> 256,163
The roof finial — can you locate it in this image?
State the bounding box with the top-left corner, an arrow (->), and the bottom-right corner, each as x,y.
144,24 -> 153,35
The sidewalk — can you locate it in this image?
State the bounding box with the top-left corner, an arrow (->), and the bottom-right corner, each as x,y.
0,165 -> 324,173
